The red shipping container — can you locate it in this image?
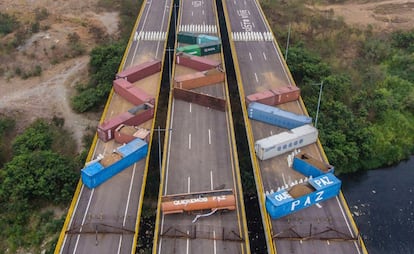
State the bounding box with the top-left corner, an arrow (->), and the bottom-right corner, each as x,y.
123,104 -> 154,126
97,112 -> 134,142
116,59 -> 162,83
97,104 -> 154,142
270,86 -> 300,105
127,86 -> 155,106
113,78 -> 134,92
176,53 -> 220,71
246,90 -> 276,105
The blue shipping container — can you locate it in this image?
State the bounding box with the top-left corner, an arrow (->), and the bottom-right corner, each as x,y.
293,152 -> 334,177
265,173 -> 341,219
248,102 -> 312,129
81,138 -> 148,188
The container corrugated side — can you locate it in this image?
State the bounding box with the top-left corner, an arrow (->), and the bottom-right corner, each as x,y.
248,102 -> 312,129
255,124 -> 318,160
177,32 -> 198,44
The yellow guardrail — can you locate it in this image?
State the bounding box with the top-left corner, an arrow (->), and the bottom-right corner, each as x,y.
152,3 -> 177,252
221,1 -> 276,253
214,0 -> 251,252
255,0 -> 369,253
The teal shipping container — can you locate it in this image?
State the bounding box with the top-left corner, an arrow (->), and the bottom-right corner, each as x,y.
197,34 -> 220,44
177,32 -> 198,44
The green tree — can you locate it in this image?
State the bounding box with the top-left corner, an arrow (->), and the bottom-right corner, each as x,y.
12,120 -> 53,156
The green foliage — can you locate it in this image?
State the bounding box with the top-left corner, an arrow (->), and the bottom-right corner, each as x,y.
286,43 -> 330,84
0,12 -> 20,36
391,29 -> 414,52
262,1 -> 414,173
71,42 -> 125,112
0,118 -> 79,251
1,150 -> 78,204
0,116 -> 15,167
12,120 -> 53,155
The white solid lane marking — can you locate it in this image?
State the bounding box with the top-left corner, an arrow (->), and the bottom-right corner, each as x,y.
282,173 -> 287,186
186,230 -> 190,254
213,230 -> 217,254
210,170 -> 214,190
188,177 -> 191,193
117,236 -> 123,254
208,129 -> 211,145
60,185 -> 85,254
72,188 -> 95,254
189,133 -> 191,149
117,163 -> 137,254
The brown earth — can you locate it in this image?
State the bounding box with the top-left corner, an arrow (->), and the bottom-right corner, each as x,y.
313,0 -> 414,31
0,0 -> 120,149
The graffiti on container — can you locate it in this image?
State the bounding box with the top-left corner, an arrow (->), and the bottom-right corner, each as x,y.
291,191 -> 324,211
173,197 -> 208,206
313,176 -> 335,188
237,10 -> 252,32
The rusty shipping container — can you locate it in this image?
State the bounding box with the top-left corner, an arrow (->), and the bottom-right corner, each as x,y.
113,78 -> 134,91
97,104 -> 154,142
174,69 -> 225,89
246,90 -> 276,105
173,87 -> 226,111
115,59 -> 161,83
176,52 -> 221,71
246,86 -> 300,106
161,189 -> 236,215
114,124 -> 150,144
127,86 -> 155,106
270,86 -> 300,105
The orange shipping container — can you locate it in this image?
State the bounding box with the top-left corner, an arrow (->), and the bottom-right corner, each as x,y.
174,69 -> 225,90
161,190 -> 236,215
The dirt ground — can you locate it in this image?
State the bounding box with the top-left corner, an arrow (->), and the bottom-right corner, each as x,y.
0,0 -> 119,150
314,0 -> 414,31
1,0 -> 413,151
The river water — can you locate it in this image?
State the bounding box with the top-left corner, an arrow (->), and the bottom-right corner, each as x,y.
340,156 -> 414,254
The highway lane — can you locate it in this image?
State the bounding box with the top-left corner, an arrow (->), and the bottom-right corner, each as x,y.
223,0 -> 365,253
57,0 -> 172,253
155,0 -> 249,253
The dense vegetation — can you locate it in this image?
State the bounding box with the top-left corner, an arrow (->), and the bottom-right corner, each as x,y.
71,42 -> 125,112
71,0 -> 143,113
0,118 -> 82,253
260,0 -> 414,173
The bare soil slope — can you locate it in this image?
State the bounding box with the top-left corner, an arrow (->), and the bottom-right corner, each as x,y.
0,0 -> 119,149
315,0 -> 414,31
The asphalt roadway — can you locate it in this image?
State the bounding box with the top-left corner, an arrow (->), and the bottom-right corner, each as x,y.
223,0 -> 365,253
57,0 -> 172,253
155,0 -> 249,253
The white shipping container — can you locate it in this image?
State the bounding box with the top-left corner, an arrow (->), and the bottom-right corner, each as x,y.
255,124 -> 318,160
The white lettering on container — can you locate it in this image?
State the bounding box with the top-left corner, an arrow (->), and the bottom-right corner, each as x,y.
173,197 -> 208,206
313,176 -> 334,188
